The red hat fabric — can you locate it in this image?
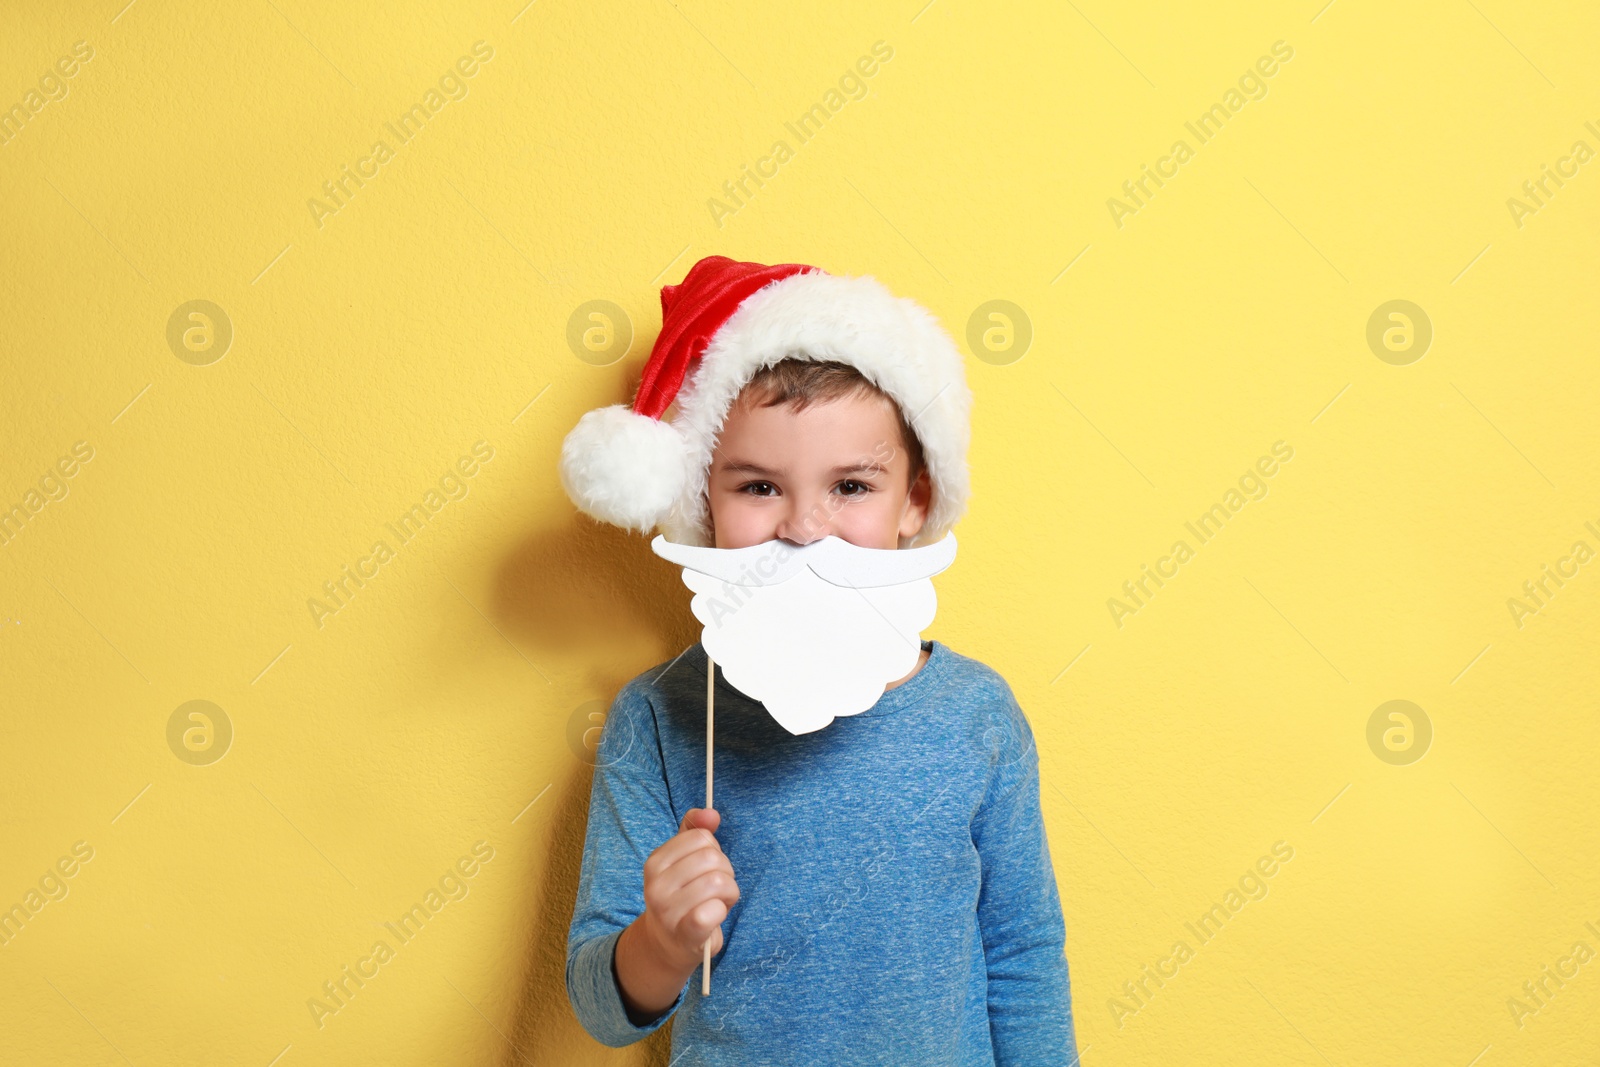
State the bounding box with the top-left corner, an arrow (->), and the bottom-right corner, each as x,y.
632,256 -> 819,420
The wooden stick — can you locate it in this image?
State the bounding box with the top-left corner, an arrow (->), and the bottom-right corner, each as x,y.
702,652 -> 715,996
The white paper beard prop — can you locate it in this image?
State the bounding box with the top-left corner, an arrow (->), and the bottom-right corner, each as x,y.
651,532 -> 958,735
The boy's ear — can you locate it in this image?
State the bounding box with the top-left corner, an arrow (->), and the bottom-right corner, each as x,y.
898,467 -> 933,541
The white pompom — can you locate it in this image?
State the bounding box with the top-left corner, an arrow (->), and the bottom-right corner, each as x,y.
558,404 -> 690,534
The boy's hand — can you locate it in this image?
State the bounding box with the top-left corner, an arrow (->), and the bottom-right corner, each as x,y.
640,807 -> 740,964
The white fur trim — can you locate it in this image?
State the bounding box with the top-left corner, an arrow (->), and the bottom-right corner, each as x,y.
558,403 -> 690,534
661,270 -> 973,549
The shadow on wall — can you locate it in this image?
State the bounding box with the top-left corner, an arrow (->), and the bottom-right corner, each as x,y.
491,515 -> 698,1065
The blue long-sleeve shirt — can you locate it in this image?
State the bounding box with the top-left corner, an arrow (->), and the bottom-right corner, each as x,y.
566,638 -> 1079,1065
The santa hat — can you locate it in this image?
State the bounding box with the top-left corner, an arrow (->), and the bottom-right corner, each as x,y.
558,254 -> 972,549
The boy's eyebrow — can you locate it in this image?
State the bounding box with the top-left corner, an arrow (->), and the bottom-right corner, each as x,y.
718,461 -> 782,476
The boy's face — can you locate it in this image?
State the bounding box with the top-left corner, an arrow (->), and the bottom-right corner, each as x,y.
707,388 -> 931,550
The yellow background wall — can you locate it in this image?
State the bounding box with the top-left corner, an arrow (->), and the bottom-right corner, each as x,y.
3,1 -> 1598,1064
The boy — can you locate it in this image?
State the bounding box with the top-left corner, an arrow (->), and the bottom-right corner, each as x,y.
557,256 -> 1078,1064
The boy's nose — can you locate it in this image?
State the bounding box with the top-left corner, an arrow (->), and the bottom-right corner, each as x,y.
775,498 -> 833,546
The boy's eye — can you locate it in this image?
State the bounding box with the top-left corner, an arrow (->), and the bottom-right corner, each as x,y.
836,480 -> 871,496
739,481 -> 777,497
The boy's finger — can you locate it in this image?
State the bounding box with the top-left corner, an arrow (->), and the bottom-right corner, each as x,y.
684,896 -> 731,941
644,823 -> 727,881
678,867 -> 741,912
673,920 -> 723,960
679,807 -> 721,834
656,842 -> 734,894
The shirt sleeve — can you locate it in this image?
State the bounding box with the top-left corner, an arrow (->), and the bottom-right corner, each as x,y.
970,684 -> 1080,1065
565,679 -> 691,1047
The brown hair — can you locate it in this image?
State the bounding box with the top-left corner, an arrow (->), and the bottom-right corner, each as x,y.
737,357 -> 926,482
